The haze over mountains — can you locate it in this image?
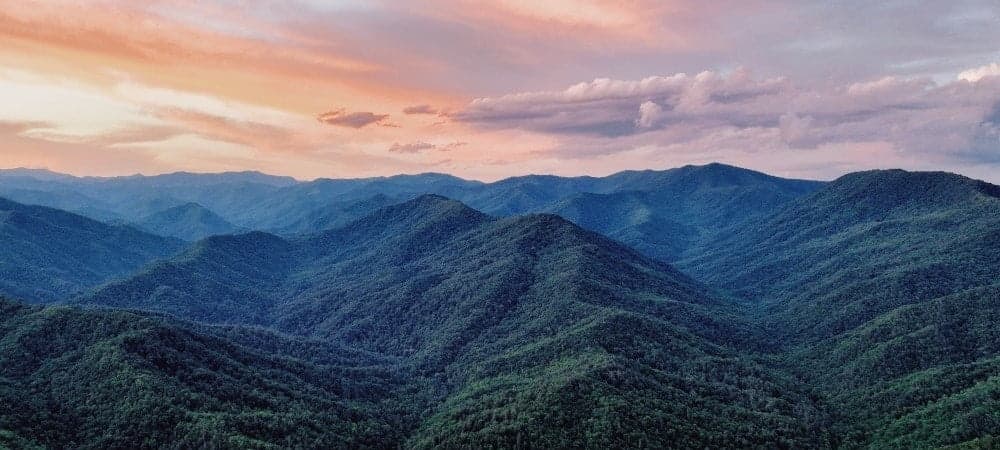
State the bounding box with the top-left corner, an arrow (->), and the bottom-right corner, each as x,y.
0,163 -> 821,257
1,163 -> 998,448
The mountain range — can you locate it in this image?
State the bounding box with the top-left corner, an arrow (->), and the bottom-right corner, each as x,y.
0,163 -> 997,448
0,163 -> 821,260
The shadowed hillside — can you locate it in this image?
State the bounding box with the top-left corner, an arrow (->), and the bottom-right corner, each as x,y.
0,197 -> 183,303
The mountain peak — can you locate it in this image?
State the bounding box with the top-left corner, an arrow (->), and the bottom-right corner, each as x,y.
308,195 -> 490,249
0,167 -> 72,181
827,169 -> 1000,208
137,202 -> 239,241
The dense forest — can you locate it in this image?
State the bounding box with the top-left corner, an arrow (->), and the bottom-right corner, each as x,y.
0,165 -> 998,448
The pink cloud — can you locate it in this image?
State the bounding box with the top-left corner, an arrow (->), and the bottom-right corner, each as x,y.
316,109 -> 393,128
452,68 -> 1000,169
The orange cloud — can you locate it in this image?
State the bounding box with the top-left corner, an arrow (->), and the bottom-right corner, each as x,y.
317,110 -> 393,129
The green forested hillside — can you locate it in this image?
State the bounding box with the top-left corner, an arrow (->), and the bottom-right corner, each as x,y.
682,169 -> 1000,340
680,169 -> 1000,448
3,166 -> 999,448
76,195 -> 830,447
0,298 -> 406,449
791,284 -> 1000,447
0,198 -> 184,303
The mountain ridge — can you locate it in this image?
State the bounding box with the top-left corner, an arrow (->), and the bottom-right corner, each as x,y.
0,196 -> 184,303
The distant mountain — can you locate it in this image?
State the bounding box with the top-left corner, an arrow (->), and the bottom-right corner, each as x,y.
0,186 -> 123,221
541,164 -> 824,260
0,197 -> 183,303
219,173 -> 482,231
0,167 -> 75,181
0,164 -> 822,256
0,297 -> 405,448
136,202 -> 241,241
93,170 -> 299,188
0,170 -> 296,229
78,195 -> 828,447
268,194 -> 399,235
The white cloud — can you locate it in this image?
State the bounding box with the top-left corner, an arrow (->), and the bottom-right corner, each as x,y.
636,101 -> 664,128
958,62 -> 1000,82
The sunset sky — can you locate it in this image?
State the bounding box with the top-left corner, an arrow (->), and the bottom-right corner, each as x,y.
2,0 -> 999,181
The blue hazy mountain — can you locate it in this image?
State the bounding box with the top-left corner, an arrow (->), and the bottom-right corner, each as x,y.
135,202 -> 242,241
0,164 -> 822,261
0,197 -> 183,302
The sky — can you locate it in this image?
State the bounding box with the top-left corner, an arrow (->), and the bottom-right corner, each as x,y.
1,0 -> 999,182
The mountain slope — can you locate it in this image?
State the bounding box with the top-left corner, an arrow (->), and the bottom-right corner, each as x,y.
678,170 -> 1000,448
136,202 -> 241,241
268,194 -> 399,235
0,197 -> 183,303
0,298 -> 404,449
682,169 -> 1000,340
80,232 -> 296,325
541,164 -> 824,261
78,195 -> 829,447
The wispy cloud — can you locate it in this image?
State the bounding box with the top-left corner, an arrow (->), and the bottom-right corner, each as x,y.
388,141 -> 467,153
388,141 -> 436,153
402,104 -> 440,115
316,109 -> 393,128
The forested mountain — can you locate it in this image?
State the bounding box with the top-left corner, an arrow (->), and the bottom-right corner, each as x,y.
0,298 -> 406,449
543,163 -> 823,260
0,197 -> 183,303
680,169 -> 1000,447
0,170 -> 297,231
2,165 -> 998,448
135,203 -> 242,241
0,164 -> 820,257
682,169 -> 1000,340
76,195 -> 829,447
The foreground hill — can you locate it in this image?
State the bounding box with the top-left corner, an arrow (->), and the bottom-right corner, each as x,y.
78,195 -> 828,447
681,169 -> 1000,447
0,298 -> 404,449
0,197 -> 183,303
793,284 -> 1000,447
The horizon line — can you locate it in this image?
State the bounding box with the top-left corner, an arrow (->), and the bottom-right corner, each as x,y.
4,161 -> 980,185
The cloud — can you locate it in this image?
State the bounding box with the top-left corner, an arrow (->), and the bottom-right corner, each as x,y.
403,104 -> 439,115
958,62 -> 1000,82
388,141 -> 436,153
316,109 -> 392,128
453,67 -> 1000,168
387,141 -> 467,153
452,69 -> 787,137
636,101 -> 664,128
